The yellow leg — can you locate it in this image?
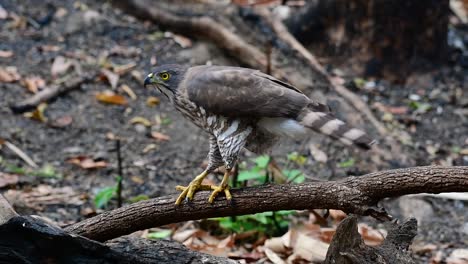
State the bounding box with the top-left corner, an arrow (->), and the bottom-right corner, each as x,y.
208,169 -> 232,203
175,170 -> 211,205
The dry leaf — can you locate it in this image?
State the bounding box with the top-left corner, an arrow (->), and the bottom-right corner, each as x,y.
120,84 -> 137,100
146,96 -> 160,107
50,115 -> 73,128
319,228 -> 336,243
264,248 -> 286,264
39,45 -> 61,52
130,70 -> 144,85
67,156 -> 107,169
100,69 -> 119,88
0,50 -> 13,58
96,91 -> 128,105
51,56 -> 73,76
309,144 -> 328,163
22,76 -> 46,93
130,116 -> 152,127
447,249 -> 468,264
0,172 -> 19,188
150,55 -> 157,66
358,223 -> 386,246
293,233 -> 328,262
110,45 -> 141,57
0,66 -> 20,82
265,237 -> 287,253
151,131 -> 171,141
142,144 -> 157,153
113,62 -> 136,75
329,209 -> 347,221
4,185 -> 83,211
173,229 -> 201,243
0,5 -> 7,19
130,176 -> 145,185
173,34 -> 192,48
24,103 -> 48,122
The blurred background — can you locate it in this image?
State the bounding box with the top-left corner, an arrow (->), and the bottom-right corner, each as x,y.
0,0 -> 467,263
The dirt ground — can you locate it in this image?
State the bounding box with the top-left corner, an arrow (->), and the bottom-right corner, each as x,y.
0,0 -> 467,263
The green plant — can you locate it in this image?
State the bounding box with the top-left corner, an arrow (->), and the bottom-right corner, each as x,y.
146,229 -> 172,239
94,176 -> 122,209
214,210 -> 295,235
338,158 -> 355,168
236,155 -> 305,184
0,160 -> 61,178
128,194 -> 150,203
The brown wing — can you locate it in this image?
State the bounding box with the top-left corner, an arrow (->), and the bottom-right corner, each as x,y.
185,66 -> 316,118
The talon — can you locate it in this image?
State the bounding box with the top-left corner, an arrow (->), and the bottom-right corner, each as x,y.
208,185 -> 230,203
175,170 -> 209,205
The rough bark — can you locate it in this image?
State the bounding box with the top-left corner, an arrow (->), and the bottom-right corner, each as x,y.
324,215 -> 417,264
65,166 -> 468,242
0,216 -> 235,264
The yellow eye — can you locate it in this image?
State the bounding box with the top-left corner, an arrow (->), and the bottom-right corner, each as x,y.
160,72 -> 170,81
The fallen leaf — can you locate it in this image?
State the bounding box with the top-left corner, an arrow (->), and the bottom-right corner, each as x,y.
264,248 -> 286,264
0,50 -> 13,58
4,185 -> 83,211
120,84 -> 137,100
67,156 -> 107,169
51,56 -> 73,76
0,66 -> 20,82
293,233 -> 328,262
265,237 -> 287,253
96,91 -> 128,105
113,62 -> 136,75
173,229 -> 201,243
151,131 -> 171,141
309,144 -> 328,163
358,223 -> 386,246
447,249 -> 468,264
110,45 -> 141,57
100,69 -> 119,88
173,34 -> 192,48
38,45 -> 61,52
329,209 -> 347,221
146,96 -> 160,107
21,76 -> 46,93
130,70 -> 144,85
130,116 -> 152,127
130,175 -> 145,185
24,103 -> 48,122
319,228 -> 336,243
150,55 -> 157,65
49,115 -> 73,128
0,5 -> 7,19
142,144 -> 157,153
0,172 -> 19,188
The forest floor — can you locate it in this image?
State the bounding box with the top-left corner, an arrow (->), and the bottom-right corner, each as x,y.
0,0 -> 467,263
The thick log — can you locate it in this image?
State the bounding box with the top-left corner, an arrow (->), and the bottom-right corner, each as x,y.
324,216 -> 417,264
65,166 -> 468,242
0,216 -> 235,264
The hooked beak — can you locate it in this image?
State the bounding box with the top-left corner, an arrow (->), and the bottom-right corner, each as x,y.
144,75 -> 152,88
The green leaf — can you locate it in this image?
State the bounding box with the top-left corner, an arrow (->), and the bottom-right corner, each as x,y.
283,169 -> 305,183
353,78 -> 366,89
338,158 -> 355,168
409,101 -> 431,113
147,229 -> 172,239
35,164 -> 61,178
128,194 -> 150,203
287,152 -> 307,165
254,155 -> 270,168
237,167 -> 263,182
94,186 -> 117,209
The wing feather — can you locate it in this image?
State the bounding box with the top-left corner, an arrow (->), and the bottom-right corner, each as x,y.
186,66 -> 312,118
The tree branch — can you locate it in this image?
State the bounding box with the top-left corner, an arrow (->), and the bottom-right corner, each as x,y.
65,166 -> 468,242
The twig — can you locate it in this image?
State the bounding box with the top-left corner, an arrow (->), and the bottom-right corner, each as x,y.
65,166 -> 468,242
0,194 -> 18,225
3,141 -> 38,168
10,73 -> 95,114
116,139 -> 123,208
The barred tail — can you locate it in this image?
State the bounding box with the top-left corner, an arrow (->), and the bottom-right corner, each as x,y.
299,109 -> 376,150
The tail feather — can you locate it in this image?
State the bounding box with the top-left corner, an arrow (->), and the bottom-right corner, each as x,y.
299,109 -> 376,150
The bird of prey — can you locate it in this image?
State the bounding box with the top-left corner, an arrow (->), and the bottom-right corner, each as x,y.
144,64 -> 375,205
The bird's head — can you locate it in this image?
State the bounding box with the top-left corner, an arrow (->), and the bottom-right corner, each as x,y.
144,64 -> 188,99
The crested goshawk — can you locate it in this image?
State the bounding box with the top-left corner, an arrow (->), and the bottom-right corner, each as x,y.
144,65 -> 375,205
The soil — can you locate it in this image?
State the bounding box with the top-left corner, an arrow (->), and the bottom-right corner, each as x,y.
0,0 -> 467,263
